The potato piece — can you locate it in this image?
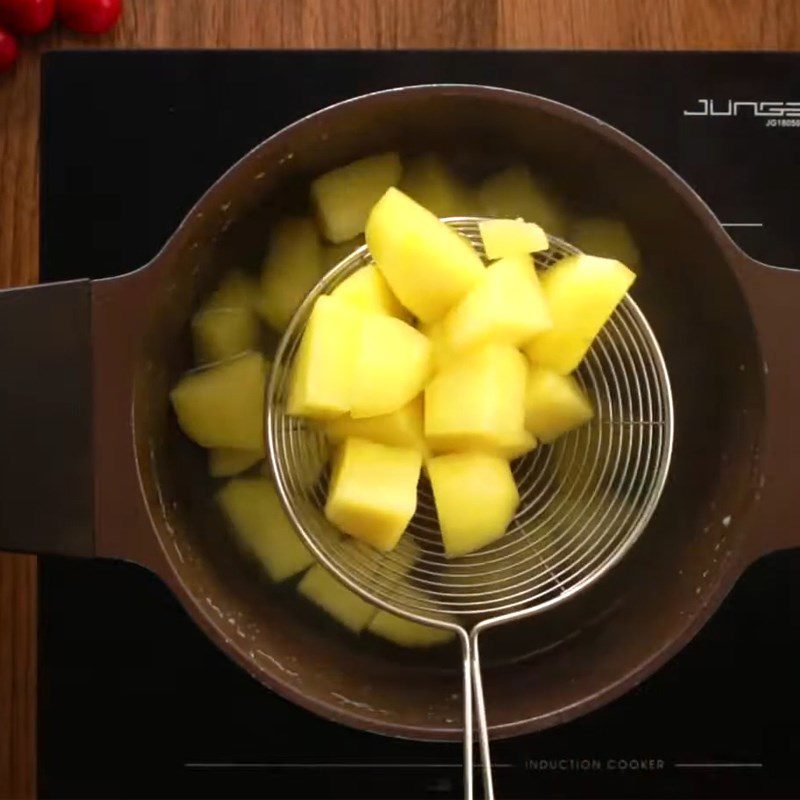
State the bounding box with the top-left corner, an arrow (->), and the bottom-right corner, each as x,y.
192,307 -> 260,365
311,153 -> 402,244
330,264 -> 409,320
479,218 -> 548,260
425,344 -> 528,453
492,429 -> 538,461
322,235 -> 365,270
524,368 -> 594,443
298,564 -> 377,632
257,217 -> 324,332
209,447 -> 263,477
217,478 -> 314,581
428,452 -> 520,558
421,320 -> 457,373
325,438 -> 422,551
569,217 -> 641,270
170,351 -> 268,450
478,166 -> 567,237
368,609 -> 456,647
442,254 -> 552,354
325,396 -> 427,455
524,254 -> 636,374
366,187 -> 485,323
195,270 -> 261,365
205,270 -> 259,310
399,154 -> 476,218
350,314 -> 432,418
287,295 -> 363,419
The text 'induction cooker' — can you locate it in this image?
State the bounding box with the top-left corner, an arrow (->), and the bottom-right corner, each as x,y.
39,51 -> 800,800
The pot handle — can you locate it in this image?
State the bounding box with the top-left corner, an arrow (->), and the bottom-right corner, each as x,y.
90,267 -> 170,575
728,246 -> 800,560
0,269 -> 168,577
0,280 -> 94,557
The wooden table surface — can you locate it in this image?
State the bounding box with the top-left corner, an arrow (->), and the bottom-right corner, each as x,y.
1,0 -> 798,796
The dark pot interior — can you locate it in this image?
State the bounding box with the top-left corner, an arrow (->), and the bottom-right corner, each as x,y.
131,87 -> 764,739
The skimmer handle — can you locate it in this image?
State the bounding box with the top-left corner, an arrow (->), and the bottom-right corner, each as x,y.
470,629 -> 496,800
460,631 -> 476,800
460,628 -> 494,800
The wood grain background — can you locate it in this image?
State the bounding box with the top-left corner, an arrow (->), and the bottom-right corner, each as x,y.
1,1 -> 798,796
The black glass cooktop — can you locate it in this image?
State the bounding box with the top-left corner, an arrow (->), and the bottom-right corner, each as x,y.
39,51 -> 800,800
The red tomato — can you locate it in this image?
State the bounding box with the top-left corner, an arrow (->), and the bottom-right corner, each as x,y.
0,25 -> 18,72
57,0 -> 120,34
0,0 -> 56,34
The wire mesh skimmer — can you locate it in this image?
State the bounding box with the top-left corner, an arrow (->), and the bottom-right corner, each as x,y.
267,218 -> 674,800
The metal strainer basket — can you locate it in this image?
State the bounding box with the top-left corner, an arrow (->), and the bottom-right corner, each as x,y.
267,219 -> 674,800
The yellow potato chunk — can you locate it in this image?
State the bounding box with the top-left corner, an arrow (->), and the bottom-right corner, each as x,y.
569,217 -> 641,270
170,351 -> 268,450
428,452 -> 520,558
524,254 -> 636,374
368,609 -> 456,647
311,152 -> 402,243
399,154 -> 476,218
350,314 -> 432,418
258,217 -> 324,332
492,429 -> 538,460
288,295 -> 363,419
479,218 -> 548,260
217,478 -> 314,581
208,447 -> 263,477
325,396 -> 426,455
366,187 -> 485,323
205,270 -> 259,310
442,254 -> 552,354
331,264 -> 409,320
322,235 -> 365,270
524,368 -> 594,443
420,320 -> 457,373
478,166 -> 567,237
325,438 -> 422,551
298,564 -> 377,632
425,344 -> 528,453
192,307 -> 260,365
